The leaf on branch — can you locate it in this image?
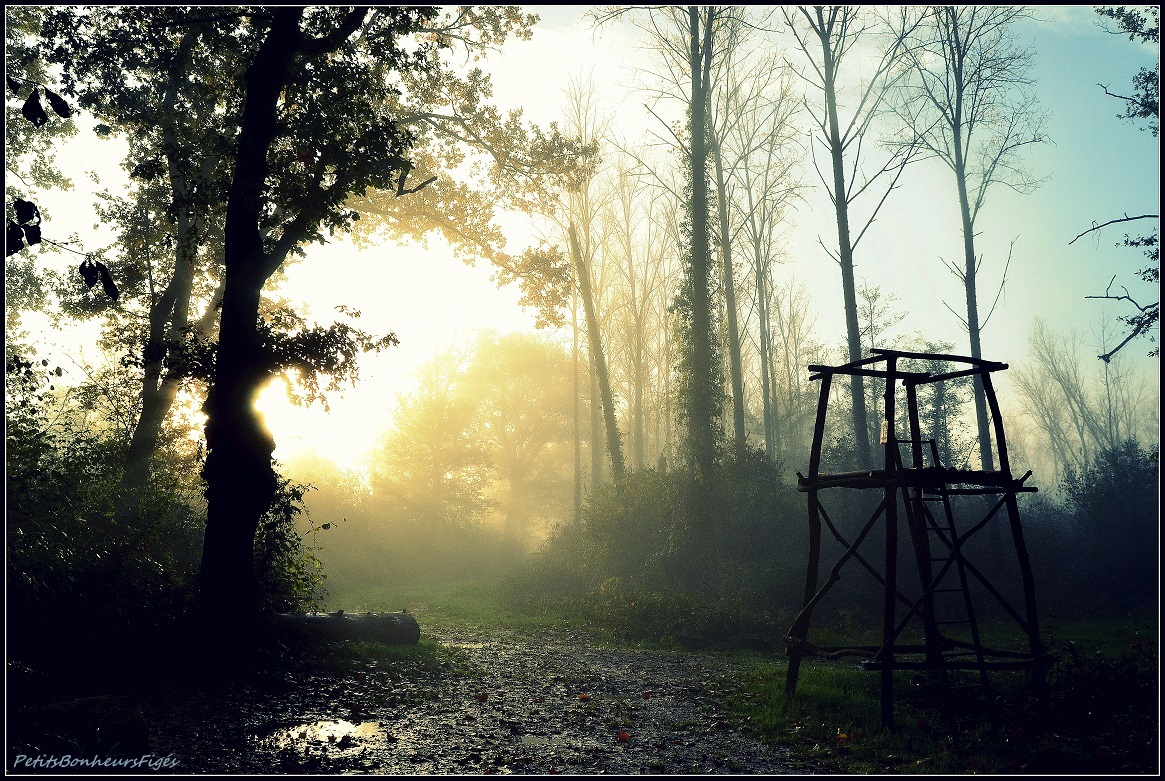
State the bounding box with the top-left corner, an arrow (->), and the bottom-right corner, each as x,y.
98,262 -> 119,301
13,197 -> 40,225
6,76 -> 21,96
79,259 -> 100,288
21,90 -> 49,127
7,222 -> 26,256
130,159 -> 166,181
44,88 -> 72,118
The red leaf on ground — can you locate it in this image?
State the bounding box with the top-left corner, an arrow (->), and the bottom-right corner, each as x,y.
617,731 -> 631,742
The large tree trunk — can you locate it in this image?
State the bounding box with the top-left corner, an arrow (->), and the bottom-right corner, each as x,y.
569,222 -> 626,481
199,9 -> 303,624
953,152 -> 995,472
712,133 -> 746,455
687,6 -> 718,480
821,35 -> 873,471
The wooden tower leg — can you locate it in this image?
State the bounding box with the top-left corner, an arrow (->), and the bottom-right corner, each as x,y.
879,357 -> 899,730
983,372 -> 1045,693
786,375 -> 832,697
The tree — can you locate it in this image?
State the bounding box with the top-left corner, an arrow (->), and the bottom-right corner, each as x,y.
366,339 -> 496,535
1096,5 -> 1159,137
42,8 -> 238,519
42,8 -> 553,530
1074,6 -> 1160,361
896,6 -> 1047,471
679,5 -> 724,479
462,333 -> 575,547
502,74 -> 626,485
5,6 -> 78,337
1011,317 -> 1155,482
195,7 -> 443,624
722,45 -> 803,462
783,6 -> 921,471
764,277 -> 824,469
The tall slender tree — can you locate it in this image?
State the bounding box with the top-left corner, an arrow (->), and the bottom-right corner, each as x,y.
783,6 -> 921,470
896,5 -> 1047,471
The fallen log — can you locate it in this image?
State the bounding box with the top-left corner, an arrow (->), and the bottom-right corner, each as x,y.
272,611 -> 420,646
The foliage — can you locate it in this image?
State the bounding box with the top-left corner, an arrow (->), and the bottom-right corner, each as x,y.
1096,5 -> 1160,137
1022,439 -> 1159,613
310,332 -> 576,601
1084,6 -> 1160,358
670,149 -> 725,476
5,352 -> 204,666
253,476 -> 330,615
1056,439 -> 1158,608
258,307 -> 400,410
513,450 -> 807,647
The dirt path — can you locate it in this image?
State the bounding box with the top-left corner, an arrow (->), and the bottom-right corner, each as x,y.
146,624 -> 796,774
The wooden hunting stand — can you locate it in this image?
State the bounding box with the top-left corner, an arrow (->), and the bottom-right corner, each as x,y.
784,349 -> 1047,730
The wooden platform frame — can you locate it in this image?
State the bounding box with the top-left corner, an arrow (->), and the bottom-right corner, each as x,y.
783,349 -> 1047,729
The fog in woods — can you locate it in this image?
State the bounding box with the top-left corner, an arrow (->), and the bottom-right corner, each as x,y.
6,6 -> 1159,773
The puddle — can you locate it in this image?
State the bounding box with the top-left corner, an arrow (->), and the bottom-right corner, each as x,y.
520,733 -> 575,751
266,719 -> 384,751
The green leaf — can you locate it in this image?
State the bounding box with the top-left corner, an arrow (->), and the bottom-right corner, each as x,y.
21,90 -> 49,127
44,88 -> 72,118
13,197 -> 39,224
6,222 -> 25,256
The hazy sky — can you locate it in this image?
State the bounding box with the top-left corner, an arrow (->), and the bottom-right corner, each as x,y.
18,5 -> 1160,468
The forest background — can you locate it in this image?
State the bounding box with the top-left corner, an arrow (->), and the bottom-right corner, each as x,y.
5,5 -> 1159,655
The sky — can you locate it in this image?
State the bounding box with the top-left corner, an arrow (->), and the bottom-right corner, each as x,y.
14,5 -> 1161,470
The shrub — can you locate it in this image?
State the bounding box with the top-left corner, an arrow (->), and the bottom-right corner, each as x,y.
512,449 -> 811,646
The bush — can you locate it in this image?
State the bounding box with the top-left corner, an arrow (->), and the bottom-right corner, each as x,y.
1023,440 -> 1159,614
6,354 -> 331,682
6,392 -> 203,674
511,449 -> 810,646
253,476 -> 330,614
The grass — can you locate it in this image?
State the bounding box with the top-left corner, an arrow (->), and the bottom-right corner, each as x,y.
721,612 -> 1159,775
322,577 -> 571,632
315,578 -> 1159,774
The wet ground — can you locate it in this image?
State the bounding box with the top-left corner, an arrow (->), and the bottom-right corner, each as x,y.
146,624 -> 796,774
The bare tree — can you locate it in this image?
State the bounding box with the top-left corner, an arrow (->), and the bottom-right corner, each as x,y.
783,5 -> 922,471
895,6 -> 1048,471
722,46 -> 804,460
766,277 -> 825,469
592,5 -> 730,477
1011,318 -> 1155,482
559,76 -> 626,483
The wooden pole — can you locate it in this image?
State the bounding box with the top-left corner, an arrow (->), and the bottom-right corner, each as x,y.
786,373 -> 832,697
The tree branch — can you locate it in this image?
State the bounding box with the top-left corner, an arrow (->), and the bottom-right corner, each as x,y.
1069,213 -> 1159,245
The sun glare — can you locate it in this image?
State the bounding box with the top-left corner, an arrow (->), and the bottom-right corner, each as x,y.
254,380 -> 383,471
